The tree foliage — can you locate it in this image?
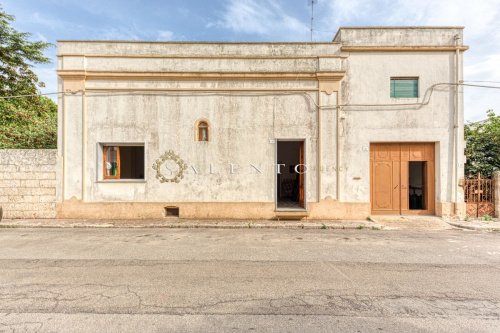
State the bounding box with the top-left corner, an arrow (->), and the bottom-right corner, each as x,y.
464,110 -> 500,178
0,7 -> 57,148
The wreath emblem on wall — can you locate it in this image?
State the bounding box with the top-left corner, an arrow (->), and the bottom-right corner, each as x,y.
152,150 -> 188,183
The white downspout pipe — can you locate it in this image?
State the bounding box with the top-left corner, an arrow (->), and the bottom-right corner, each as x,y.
453,34 -> 461,212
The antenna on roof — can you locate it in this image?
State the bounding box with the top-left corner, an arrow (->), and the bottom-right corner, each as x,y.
308,0 -> 317,42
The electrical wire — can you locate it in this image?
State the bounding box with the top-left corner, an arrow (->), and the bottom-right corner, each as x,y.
0,91 -> 80,99
338,82 -> 500,110
463,80 -> 500,84
0,82 -> 498,110
460,83 -> 500,89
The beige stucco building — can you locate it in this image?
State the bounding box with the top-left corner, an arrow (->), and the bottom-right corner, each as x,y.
56,27 -> 468,220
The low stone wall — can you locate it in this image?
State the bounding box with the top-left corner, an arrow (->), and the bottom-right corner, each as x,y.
0,149 -> 57,219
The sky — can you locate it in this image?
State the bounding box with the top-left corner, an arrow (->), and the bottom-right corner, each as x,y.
2,0 -> 500,121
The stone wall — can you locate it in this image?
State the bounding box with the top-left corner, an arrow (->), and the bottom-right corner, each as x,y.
0,149 -> 57,219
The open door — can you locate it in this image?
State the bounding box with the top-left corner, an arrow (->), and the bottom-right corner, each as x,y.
400,143 -> 435,215
371,143 -> 435,215
276,140 -> 306,210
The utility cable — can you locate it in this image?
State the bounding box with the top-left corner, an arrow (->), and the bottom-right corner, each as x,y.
0,83 -> 498,110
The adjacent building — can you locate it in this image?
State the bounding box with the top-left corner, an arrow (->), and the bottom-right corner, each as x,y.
56,27 -> 468,219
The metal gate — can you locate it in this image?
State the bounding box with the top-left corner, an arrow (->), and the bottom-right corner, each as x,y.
465,174 -> 495,218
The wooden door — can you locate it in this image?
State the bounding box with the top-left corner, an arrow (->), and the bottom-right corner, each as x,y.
371,143 -> 435,215
298,141 -> 305,208
370,143 -> 401,214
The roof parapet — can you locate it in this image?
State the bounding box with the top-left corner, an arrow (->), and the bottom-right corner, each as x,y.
333,26 -> 465,49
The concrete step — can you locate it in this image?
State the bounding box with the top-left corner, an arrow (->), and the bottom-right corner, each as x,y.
274,210 -> 309,221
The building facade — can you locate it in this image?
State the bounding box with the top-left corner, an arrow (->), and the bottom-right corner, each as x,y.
56,27 -> 467,219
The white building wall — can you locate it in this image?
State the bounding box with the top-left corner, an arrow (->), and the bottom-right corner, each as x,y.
56,27 -> 466,219
84,92 -> 320,203
339,51 -> 461,205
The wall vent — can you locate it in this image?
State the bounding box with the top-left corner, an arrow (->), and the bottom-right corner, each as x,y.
164,206 -> 179,217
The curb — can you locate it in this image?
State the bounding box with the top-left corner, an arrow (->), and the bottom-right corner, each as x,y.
446,221 -> 500,231
0,222 -> 384,230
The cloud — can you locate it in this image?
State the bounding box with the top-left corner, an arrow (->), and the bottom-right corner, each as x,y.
35,66 -> 58,101
31,12 -> 65,30
25,0 -> 499,120
31,9 -> 149,41
97,27 -> 141,40
157,30 -> 174,41
214,0 -> 309,39
34,32 -> 48,43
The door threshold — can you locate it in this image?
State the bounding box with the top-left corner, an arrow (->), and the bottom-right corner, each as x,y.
275,207 -> 307,212
371,212 -> 436,216
274,209 -> 309,221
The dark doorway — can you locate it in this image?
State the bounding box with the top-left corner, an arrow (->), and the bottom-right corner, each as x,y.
409,161 -> 427,210
276,141 -> 305,210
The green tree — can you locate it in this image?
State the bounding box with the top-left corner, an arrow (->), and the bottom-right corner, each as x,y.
0,7 -> 57,148
464,110 -> 500,178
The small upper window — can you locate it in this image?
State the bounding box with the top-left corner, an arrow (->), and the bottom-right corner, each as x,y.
103,145 -> 144,180
390,77 -> 419,98
197,121 -> 209,142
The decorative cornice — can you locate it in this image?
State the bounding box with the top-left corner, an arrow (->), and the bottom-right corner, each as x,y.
84,87 -> 319,93
57,70 -> 346,82
316,72 -> 345,81
341,45 -> 469,52
58,40 -> 339,45
58,54 -> 346,60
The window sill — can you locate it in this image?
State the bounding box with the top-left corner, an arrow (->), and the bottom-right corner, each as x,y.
96,179 -> 146,183
390,97 -> 419,100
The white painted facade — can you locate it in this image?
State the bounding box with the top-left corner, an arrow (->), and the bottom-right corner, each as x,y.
56,27 -> 467,219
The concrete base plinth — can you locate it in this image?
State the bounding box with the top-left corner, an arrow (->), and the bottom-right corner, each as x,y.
56,199 -> 370,220
436,201 -> 466,219
494,171 -> 500,218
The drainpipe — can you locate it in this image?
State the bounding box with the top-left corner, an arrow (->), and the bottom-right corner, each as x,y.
82,90 -> 87,201
317,89 -> 322,203
453,34 -> 461,211
336,94 -> 341,202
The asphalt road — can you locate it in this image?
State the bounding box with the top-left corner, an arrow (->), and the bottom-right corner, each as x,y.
0,227 -> 499,332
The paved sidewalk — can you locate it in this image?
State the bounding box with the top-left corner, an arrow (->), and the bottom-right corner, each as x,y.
368,215 -> 454,231
0,215 -> 464,231
447,219 -> 500,231
0,218 -> 383,230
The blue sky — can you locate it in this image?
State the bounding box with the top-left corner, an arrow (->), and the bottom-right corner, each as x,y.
3,0 -> 500,121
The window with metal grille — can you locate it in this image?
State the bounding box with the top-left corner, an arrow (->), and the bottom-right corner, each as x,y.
390,77 -> 419,98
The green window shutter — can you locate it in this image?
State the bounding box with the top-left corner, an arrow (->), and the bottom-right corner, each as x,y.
390,78 -> 418,98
